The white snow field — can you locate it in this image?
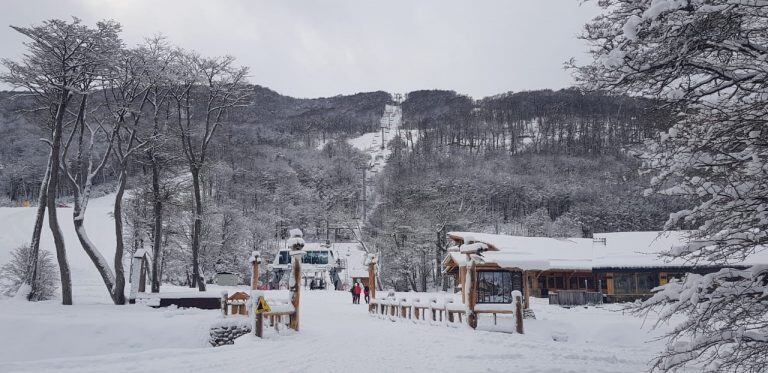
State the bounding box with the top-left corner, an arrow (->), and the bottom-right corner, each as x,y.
0,195 -> 687,372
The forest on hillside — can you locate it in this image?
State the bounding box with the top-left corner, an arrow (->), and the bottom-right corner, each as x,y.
363,89 -> 686,291
0,84 -> 686,293
0,19 -> 684,296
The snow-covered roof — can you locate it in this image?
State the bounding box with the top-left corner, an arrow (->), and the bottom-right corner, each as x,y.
447,232 -> 593,270
446,231 -> 768,271
592,231 -> 768,269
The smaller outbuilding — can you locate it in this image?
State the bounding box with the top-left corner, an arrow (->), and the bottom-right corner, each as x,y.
214,272 -> 241,286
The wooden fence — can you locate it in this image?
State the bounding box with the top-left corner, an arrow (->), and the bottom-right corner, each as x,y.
548,290 -> 603,306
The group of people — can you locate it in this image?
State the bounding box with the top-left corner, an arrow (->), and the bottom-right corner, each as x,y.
350,282 -> 369,304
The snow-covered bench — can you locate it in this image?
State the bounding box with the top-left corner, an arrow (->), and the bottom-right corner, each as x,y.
411,296 -> 431,321
429,296 -> 447,322
444,295 -> 467,323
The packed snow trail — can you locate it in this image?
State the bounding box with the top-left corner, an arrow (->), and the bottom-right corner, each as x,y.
347,104 -> 405,174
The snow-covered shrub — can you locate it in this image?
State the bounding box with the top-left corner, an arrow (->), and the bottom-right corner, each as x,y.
0,244 -> 59,300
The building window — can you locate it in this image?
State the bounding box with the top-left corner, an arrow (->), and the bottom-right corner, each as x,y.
278,251 -> 290,265
279,250 -> 330,265
614,272 -> 659,294
476,271 -> 513,304
302,251 -> 329,265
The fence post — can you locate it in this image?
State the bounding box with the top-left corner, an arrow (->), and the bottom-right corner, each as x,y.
514,291 -> 524,334
256,312 -> 264,338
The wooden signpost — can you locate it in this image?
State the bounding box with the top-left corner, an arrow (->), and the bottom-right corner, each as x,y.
254,295 -> 271,338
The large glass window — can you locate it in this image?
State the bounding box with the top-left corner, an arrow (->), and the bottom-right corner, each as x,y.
614,272 -> 659,294
476,271 -> 513,304
278,250 -> 330,265
302,251 -> 329,265
614,273 -> 636,294
636,273 -> 658,293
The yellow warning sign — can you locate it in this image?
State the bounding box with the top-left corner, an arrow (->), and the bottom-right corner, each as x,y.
255,296 -> 271,314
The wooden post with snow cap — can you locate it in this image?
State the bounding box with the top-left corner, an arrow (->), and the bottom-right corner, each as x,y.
287,228 -> 305,332
466,257 -> 477,329
365,253 -> 377,313
459,237 -> 488,330
250,251 -> 261,290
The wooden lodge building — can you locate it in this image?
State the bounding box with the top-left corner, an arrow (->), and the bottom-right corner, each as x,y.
443,231 -> 768,306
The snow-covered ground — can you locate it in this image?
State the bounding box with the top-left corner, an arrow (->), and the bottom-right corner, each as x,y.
0,290 -> 683,373
0,195 -> 686,372
0,194 -> 123,303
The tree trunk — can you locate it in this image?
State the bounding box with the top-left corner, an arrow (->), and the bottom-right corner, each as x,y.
26,157 -> 51,301
150,155 -> 163,293
48,91 -> 72,305
73,217 -> 118,303
112,168 -> 128,304
190,166 -> 205,291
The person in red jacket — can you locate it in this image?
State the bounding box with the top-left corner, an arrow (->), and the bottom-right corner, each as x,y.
351,282 -> 362,304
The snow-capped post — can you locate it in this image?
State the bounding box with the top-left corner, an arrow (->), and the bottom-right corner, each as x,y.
365,253 -> 377,313
459,237 -> 487,329
465,257 -> 477,329
249,251 -> 261,290
128,249 -> 149,304
221,291 -> 229,316
287,229 -> 305,331
512,290 -> 524,334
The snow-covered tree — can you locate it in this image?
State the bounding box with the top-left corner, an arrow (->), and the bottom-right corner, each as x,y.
1,18 -> 121,305
0,244 -> 58,300
169,51 -> 250,291
573,1 -> 768,371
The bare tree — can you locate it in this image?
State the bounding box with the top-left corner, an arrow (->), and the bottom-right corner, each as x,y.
169,52 -> 250,290
2,18 -> 120,304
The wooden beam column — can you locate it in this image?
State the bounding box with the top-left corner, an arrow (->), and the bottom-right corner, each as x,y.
523,271 -> 531,310
289,252 -> 302,331
466,256 -> 477,329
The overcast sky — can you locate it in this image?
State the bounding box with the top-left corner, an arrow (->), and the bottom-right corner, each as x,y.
0,0 -> 600,99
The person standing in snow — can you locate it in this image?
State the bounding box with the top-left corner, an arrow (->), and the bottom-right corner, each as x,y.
352,282 -> 362,304
350,283 -> 357,304
364,285 -> 370,304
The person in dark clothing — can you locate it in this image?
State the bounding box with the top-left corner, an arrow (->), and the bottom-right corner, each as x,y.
364,285 -> 370,304
350,284 -> 356,304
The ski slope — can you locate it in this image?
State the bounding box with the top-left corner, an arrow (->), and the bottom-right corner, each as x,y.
0,194 -> 122,304
348,104 -> 418,175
